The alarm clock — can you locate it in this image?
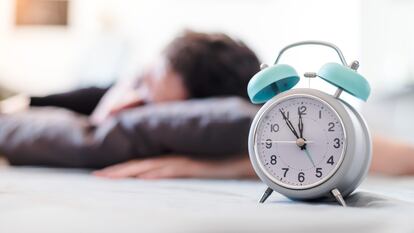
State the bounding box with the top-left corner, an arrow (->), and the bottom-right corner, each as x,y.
247,41 -> 371,207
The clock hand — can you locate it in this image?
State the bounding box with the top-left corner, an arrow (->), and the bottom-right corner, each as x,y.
297,110 -> 306,150
279,109 -> 310,152
279,109 -> 300,139
262,140 -> 314,144
298,110 -> 304,139
303,148 -> 316,167
295,111 -> 314,166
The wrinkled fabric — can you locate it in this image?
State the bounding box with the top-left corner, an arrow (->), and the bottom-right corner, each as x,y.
0,168 -> 413,233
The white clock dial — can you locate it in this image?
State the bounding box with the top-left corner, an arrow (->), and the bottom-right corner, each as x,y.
254,95 -> 346,189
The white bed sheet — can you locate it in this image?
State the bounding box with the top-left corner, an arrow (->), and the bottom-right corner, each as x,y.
0,166 -> 413,233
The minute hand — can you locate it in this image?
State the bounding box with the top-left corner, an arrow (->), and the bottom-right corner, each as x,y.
279,109 -> 300,139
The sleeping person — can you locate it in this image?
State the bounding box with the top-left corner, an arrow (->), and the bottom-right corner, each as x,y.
0,30 -> 413,179
0,30 -> 260,178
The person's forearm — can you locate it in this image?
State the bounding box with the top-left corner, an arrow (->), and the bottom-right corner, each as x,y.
31,87 -> 109,115
207,135 -> 414,178
371,136 -> 414,176
198,156 -> 258,179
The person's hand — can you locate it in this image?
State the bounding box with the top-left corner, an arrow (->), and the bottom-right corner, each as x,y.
93,156 -> 256,179
90,79 -> 146,125
0,94 -> 30,114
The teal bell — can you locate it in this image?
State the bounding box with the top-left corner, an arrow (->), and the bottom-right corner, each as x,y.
317,62 -> 371,101
247,64 -> 300,104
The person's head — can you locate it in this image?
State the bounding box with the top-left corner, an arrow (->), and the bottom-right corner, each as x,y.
139,30 -> 260,102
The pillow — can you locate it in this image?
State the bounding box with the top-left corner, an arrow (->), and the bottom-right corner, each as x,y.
0,97 -> 258,168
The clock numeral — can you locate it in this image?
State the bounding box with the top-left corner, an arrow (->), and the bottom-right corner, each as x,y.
327,155 -> 334,165
333,138 -> 341,148
270,124 -> 279,133
282,168 -> 289,177
298,106 -> 307,115
280,110 -> 290,119
315,168 -> 323,178
270,155 -> 277,165
319,110 -> 322,119
328,122 -> 335,132
265,139 -> 272,149
298,172 -> 305,183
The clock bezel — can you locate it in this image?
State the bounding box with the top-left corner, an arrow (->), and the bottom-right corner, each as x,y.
252,92 -> 347,190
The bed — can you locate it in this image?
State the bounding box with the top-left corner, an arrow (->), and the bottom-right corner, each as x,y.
0,163 -> 413,233
0,99 -> 412,232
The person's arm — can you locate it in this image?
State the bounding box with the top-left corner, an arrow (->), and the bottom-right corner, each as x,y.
90,80 -> 145,125
93,135 -> 414,179
30,87 -> 109,115
370,136 -> 414,176
93,155 -> 257,179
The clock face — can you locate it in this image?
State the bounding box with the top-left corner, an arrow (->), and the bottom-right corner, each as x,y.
254,94 -> 346,189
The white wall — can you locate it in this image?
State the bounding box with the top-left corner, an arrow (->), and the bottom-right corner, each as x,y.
0,0 -> 361,95
359,0 -> 414,142
361,0 -> 414,92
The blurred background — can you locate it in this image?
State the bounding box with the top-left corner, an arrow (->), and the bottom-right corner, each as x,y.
0,0 -> 413,142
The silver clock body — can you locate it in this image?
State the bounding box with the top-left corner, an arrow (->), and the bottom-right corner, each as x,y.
248,88 -> 372,200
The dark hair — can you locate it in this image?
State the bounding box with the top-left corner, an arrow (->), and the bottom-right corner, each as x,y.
164,31 -> 260,99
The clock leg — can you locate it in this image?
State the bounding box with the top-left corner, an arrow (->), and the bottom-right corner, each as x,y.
331,188 -> 347,207
259,187 -> 274,203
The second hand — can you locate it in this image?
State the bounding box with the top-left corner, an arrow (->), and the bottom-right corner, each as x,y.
262,140 -> 315,144
303,148 -> 316,167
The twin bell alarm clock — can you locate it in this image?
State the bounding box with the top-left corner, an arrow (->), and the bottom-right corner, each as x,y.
247,41 -> 371,206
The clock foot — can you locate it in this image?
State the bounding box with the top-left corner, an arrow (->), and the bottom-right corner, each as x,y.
259,187 -> 273,203
331,188 -> 347,207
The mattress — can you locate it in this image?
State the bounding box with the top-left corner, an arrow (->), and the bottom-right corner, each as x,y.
0,166 -> 413,233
